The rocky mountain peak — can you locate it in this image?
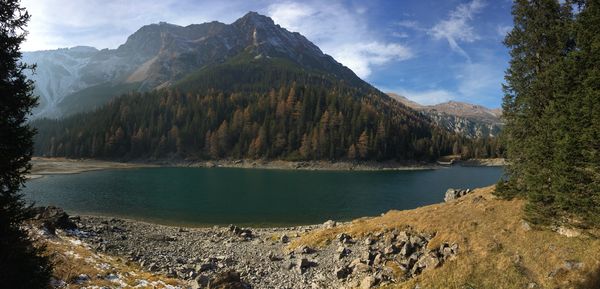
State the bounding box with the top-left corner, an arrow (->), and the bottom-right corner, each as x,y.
387,93 -> 503,138
24,11 -> 365,119
234,11 -> 276,28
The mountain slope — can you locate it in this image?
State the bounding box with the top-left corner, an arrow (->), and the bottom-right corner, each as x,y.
292,186 -> 600,289
388,93 -> 503,138
30,12 -> 476,162
24,12 -> 367,119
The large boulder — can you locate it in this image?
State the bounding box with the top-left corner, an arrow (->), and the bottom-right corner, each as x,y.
444,188 -> 472,202
30,206 -> 77,234
206,270 -> 251,289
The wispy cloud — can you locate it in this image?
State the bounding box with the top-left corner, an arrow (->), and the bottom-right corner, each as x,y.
496,24 -> 512,38
387,89 -> 455,106
395,20 -> 421,29
22,0 -> 413,79
21,0 -> 254,51
267,1 -> 412,79
429,0 -> 485,60
456,54 -> 505,106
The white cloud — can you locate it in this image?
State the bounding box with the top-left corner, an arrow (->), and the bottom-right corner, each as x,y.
267,1 -> 412,79
496,25 -> 512,38
456,57 -> 505,105
391,31 -> 410,38
395,20 -> 421,29
394,89 -> 455,105
382,53 -> 506,107
21,0 -> 412,79
429,0 -> 485,59
20,0 -> 253,51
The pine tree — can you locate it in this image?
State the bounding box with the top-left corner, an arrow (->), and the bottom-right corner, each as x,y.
499,0 -> 600,227
347,144 -> 357,160
564,0 -> 600,224
357,130 -> 369,159
497,0 -> 569,206
0,1 -> 52,287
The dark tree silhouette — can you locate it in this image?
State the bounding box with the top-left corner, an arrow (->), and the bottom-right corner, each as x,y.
0,1 -> 52,287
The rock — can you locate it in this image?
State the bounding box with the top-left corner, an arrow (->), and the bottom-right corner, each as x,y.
416,252 -> 441,271
74,274 -> 90,284
362,251 -> 376,266
364,237 -> 375,246
322,220 -> 337,229
383,244 -> 399,255
296,245 -> 315,254
471,195 -> 485,203
30,206 -> 77,234
148,262 -> 159,272
449,243 -> 459,255
563,260 -> 584,271
207,270 -> 250,289
555,226 -> 581,237
337,246 -> 351,259
294,258 -> 313,274
229,225 -> 253,239
335,265 -> 352,279
350,258 -> 371,273
521,220 -> 532,231
267,251 -> 281,261
401,252 -> 421,270
396,231 -> 409,243
196,262 -> 215,272
399,241 -> 414,257
338,233 -> 354,244
372,252 -> 384,266
444,188 -> 472,202
359,276 -> 379,289
409,235 -> 427,248
279,234 -> 289,243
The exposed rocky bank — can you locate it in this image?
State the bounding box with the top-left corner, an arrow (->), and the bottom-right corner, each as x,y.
35,211 -> 458,289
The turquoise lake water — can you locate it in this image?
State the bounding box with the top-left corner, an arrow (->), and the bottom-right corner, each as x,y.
23,166 -> 503,226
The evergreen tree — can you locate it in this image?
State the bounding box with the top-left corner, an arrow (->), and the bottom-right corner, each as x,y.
563,0 -> 600,224
0,0 -> 52,287
498,0 -> 600,227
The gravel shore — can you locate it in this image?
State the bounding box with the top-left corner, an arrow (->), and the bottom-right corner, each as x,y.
59,215 -> 457,289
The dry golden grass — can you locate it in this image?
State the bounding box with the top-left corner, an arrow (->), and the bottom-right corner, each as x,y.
291,186 -> 600,289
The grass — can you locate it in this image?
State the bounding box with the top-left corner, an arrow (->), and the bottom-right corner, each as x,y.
35,231 -> 186,288
291,186 -> 600,289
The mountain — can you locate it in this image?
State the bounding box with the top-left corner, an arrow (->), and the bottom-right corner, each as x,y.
388,93 -> 503,138
31,12 -> 492,162
24,12 -> 363,119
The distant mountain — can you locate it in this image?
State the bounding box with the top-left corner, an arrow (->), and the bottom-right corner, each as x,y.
24,12 -> 363,119
388,93 -> 503,138
32,12 -> 481,162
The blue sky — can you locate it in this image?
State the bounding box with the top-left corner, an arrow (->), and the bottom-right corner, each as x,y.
22,0 -> 513,108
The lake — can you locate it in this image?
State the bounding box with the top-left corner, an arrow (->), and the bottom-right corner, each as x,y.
23,166 -> 503,227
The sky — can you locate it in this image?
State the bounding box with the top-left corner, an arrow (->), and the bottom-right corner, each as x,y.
21,0 -> 513,108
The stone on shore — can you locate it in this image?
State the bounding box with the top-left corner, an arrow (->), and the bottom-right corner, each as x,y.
444,188 -> 472,202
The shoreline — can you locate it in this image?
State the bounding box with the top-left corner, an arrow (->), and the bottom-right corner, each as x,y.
29,157 -> 505,178
28,157 -> 156,179
69,211 -> 349,229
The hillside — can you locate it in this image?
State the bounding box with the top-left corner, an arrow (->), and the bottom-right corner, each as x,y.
31,80 -> 459,161
30,12 -> 484,162
388,93 -> 503,138
292,186 -> 600,289
23,12 -> 365,119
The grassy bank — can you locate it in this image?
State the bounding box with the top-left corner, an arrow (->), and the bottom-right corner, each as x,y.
291,186 -> 600,289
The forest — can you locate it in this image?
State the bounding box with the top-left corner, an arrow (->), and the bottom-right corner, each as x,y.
32,81 -> 502,162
